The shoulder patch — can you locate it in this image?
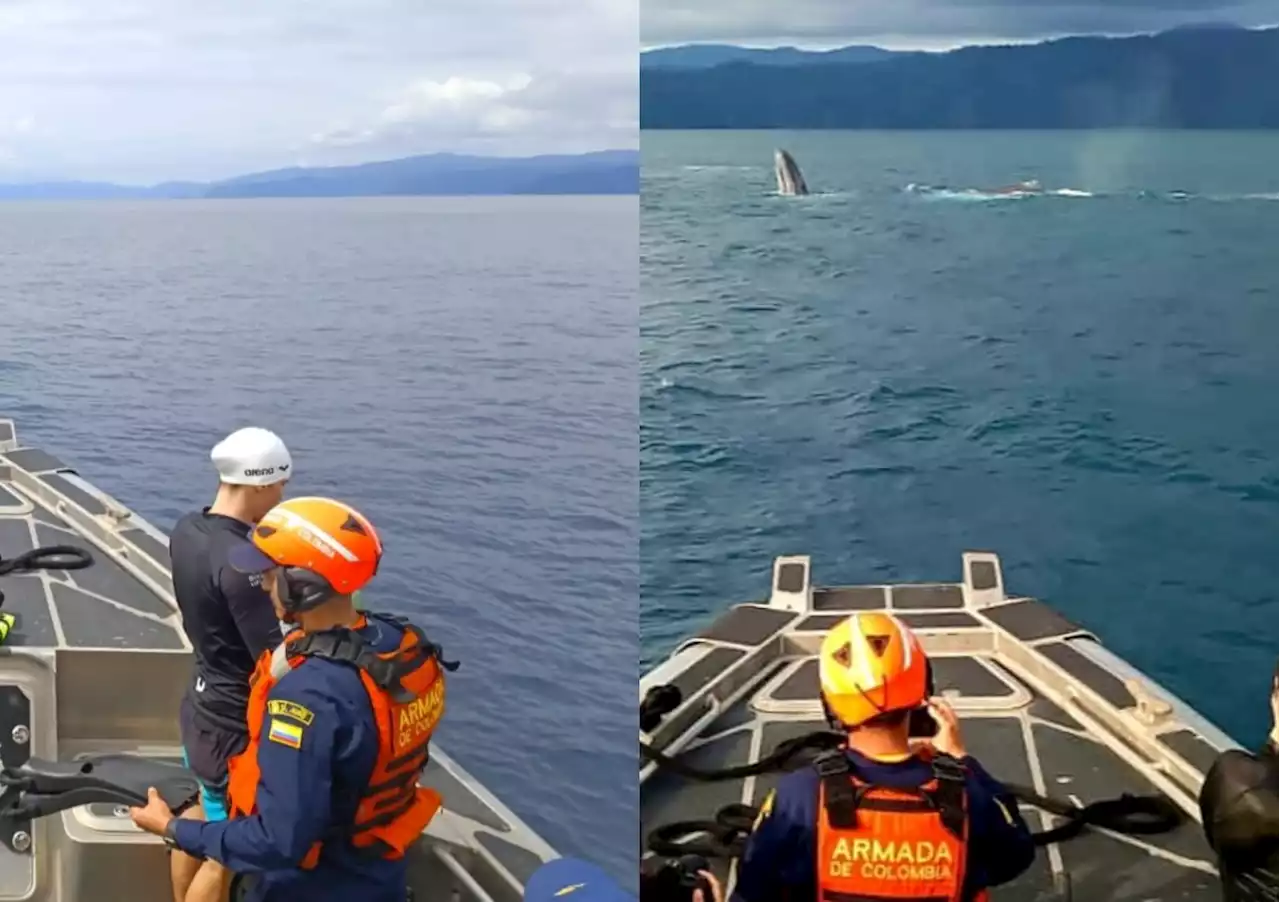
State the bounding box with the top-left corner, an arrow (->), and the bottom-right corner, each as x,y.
267,717 -> 305,749
752,789 -> 776,831
266,699 -> 315,725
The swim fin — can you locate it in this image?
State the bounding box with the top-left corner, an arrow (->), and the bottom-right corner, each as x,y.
0,754 -> 200,822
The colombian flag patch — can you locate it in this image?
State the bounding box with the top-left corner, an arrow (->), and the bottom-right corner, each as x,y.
268,717 -> 304,749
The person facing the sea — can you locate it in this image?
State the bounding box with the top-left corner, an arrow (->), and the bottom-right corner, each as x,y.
731,612 -> 1036,902
1198,668 -> 1278,901
133,496 -> 454,902
168,426 -> 292,901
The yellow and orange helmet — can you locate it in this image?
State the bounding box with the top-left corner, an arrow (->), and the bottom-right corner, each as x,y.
819,612 -> 930,728
229,496 -> 383,596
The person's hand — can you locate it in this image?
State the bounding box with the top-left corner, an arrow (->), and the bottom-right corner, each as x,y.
924,698 -> 967,759
129,787 -> 176,837
692,870 -> 723,902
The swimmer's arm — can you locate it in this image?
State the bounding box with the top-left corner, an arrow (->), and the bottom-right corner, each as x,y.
220,566 -> 283,660
172,681 -> 335,871
962,756 -> 1036,886
731,784 -> 813,902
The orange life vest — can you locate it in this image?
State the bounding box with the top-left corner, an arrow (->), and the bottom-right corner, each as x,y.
814,750 -> 988,902
226,612 -> 455,869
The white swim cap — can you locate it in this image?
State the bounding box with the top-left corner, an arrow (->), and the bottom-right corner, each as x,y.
210,427 -> 292,487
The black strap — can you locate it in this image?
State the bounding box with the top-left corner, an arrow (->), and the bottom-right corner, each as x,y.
287,615 -> 456,702
815,751 -> 859,829
368,614 -> 461,673
927,755 -> 968,842
816,750 -> 969,839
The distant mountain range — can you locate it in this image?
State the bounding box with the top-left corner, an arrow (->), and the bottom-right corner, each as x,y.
641,43 -> 901,69
641,26 -> 1278,129
0,150 -> 639,201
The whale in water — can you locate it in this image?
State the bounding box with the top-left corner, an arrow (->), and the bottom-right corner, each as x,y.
774,149 -> 809,196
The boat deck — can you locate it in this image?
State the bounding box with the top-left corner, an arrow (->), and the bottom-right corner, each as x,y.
0,418 -> 553,902
640,552 -> 1234,902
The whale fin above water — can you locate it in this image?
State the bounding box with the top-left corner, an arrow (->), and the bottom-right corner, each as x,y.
774,149 -> 809,196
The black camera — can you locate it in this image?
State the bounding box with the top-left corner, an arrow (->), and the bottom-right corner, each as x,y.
640,854 -> 713,902
908,705 -> 938,738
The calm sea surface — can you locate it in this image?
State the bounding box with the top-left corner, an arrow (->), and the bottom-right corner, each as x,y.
0,195 -> 638,879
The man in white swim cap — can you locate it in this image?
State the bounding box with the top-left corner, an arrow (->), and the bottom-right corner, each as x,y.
168,427 -> 293,902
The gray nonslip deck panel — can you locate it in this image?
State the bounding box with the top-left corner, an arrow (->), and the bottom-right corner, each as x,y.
120,528 -> 170,566
1,447 -> 186,651
1039,641 -> 1133,708
670,647 -> 745,701
4,448 -> 68,474
698,606 -> 796,646
984,599 -> 1086,642
1159,729 -> 1224,774
891,584 -> 964,609
42,473 -> 107,516
813,587 -> 887,610
797,611 -> 981,632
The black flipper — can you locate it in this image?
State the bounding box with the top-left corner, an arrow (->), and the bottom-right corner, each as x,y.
0,754 -> 200,822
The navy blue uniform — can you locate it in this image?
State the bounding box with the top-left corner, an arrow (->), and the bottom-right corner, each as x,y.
172,616 -> 410,902
170,509 -> 284,817
732,750 -> 1036,902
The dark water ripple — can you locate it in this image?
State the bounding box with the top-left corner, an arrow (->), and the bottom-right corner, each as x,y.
0,196 -> 638,880
641,131 -> 1277,747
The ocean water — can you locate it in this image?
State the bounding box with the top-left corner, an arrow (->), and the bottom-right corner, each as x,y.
0,196 -> 638,880
641,130 -> 1278,748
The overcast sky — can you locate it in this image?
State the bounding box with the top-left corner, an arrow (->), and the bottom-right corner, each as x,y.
643,0 -> 1277,51
0,0 -> 637,184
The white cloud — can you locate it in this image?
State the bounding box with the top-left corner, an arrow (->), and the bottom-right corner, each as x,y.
0,0 -> 637,183
312,71 -> 636,157
313,75 -> 538,148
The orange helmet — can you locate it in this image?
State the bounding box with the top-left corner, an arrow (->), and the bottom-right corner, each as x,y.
228,496 -> 383,600
819,612 -> 929,728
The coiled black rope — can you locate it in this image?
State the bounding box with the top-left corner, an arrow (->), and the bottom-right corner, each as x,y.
0,545 -> 95,607
641,684 -> 1184,860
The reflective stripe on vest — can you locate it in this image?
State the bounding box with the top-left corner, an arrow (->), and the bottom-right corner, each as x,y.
226,613 -> 446,869
815,752 -> 976,902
